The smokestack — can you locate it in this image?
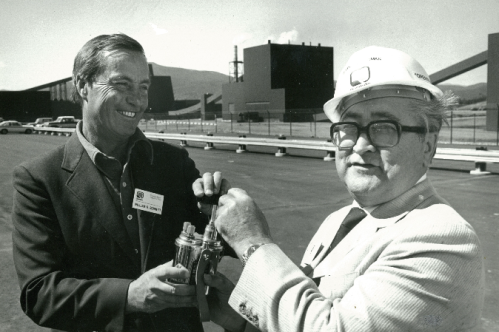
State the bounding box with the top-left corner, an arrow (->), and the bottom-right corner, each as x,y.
234,45 -> 239,83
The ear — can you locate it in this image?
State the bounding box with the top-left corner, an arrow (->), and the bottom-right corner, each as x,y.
423,132 -> 438,168
75,75 -> 88,101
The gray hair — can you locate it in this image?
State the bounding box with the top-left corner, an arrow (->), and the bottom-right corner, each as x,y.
71,33 -> 145,105
410,90 -> 458,135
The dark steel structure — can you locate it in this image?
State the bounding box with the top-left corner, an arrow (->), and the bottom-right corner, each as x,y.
430,32 -> 499,131
0,91 -> 52,122
147,64 -> 176,114
222,41 -> 334,122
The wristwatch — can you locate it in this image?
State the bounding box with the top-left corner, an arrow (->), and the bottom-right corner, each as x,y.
241,243 -> 269,267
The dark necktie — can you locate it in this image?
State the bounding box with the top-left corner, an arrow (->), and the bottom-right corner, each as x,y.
313,207 -> 367,286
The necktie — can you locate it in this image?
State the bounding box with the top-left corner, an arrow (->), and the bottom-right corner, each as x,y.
313,207 -> 367,285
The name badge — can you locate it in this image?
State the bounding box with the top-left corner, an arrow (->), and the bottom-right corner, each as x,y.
132,188 -> 164,215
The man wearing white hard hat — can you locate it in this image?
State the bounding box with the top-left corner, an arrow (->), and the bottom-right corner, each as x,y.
195,46 -> 485,331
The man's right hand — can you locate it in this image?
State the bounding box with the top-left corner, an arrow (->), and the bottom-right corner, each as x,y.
126,261 -> 197,313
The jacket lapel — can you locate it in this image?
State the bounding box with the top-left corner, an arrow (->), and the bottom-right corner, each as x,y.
313,215 -> 377,278
301,207 -> 349,273
311,179 -> 440,278
129,147 -> 162,272
62,135 -> 140,268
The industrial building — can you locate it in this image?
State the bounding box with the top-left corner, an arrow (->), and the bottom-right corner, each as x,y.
222,41 -> 334,122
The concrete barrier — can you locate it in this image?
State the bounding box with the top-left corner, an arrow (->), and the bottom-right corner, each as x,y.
34,128 -> 499,173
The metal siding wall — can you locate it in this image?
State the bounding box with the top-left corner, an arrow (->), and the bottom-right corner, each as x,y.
222,82 -> 245,120
148,76 -> 175,113
0,91 -> 52,121
270,44 -> 334,111
486,33 -> 499,131
244,45 -> 272,101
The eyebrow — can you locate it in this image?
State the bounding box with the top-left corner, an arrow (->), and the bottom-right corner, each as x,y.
111,75 -> 151,85
343,110 -> 401,122
371,111 -> 400,122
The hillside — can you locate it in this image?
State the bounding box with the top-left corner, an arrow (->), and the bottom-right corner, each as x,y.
437,82 -> 487,103
149,63 -> 229,100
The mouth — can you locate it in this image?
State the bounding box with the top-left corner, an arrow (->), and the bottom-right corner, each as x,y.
117,111 -> 137,119
350,162 -> 377,169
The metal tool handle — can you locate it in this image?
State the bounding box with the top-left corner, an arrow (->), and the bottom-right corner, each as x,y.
196,193 -> 221,205
195,248 -> 220,322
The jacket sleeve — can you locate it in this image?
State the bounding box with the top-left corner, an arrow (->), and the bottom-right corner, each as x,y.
11,165 -> 131,332
228,212 -> 484,332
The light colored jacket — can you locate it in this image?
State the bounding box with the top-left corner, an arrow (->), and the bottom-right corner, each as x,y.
229,179 -> 485,331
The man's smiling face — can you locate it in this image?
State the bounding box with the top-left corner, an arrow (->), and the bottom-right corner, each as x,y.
335,97 -> 429,207
83,50 -> 150,143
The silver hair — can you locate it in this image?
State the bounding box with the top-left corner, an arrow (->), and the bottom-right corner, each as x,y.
409,90 -> 458,135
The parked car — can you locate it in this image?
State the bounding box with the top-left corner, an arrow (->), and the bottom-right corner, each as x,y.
0,121 -> 35,134
40,116 -> 80,128
27,117 -> 53,127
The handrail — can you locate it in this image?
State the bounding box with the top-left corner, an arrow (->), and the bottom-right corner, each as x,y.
33,129 -> 499,174
34,127 -> 75,136
145,133 -> 336,151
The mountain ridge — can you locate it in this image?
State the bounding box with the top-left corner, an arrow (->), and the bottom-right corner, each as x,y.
150,63 -> 228,100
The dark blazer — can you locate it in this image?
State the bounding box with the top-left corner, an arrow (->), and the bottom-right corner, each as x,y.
11,134 -> 208,332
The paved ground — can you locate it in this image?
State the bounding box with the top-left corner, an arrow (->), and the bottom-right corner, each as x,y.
0,134 -> 497,331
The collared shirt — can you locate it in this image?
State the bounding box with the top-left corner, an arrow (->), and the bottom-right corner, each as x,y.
352,173 -> 428,214
76,122 -> 154,256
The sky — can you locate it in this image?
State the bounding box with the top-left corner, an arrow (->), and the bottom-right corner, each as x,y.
0,0 -> 498,91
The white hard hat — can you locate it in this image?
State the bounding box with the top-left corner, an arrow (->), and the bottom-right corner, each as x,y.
323,46 -> 443,122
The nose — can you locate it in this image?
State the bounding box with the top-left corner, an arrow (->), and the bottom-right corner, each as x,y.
352,132 -> 376,154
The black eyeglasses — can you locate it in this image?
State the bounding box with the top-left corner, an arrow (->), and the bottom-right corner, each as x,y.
330,120 -> 427,149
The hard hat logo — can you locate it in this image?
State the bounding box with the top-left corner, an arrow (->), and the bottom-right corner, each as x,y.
350,67 -> 370,87
323,46 -> 443,123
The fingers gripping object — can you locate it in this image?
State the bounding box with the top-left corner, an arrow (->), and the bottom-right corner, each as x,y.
170,194 -> 223,321
196,193 -> 221,205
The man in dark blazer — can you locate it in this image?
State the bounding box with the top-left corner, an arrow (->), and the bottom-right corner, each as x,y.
12,33 -> 209,331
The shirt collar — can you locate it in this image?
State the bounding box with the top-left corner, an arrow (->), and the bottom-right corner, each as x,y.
352,173 -> 428,214
76,121 -> 154,167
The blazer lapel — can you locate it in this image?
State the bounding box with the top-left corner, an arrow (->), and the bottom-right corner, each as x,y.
62,135 -> 140,268
137,209 -> 158,273
313,215 -> 376,278
306,208 -> 349,266
312,179 -> 439,278
130,148 -> 162,271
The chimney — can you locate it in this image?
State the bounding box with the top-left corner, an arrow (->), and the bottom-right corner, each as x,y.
234,45 -> 239,82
